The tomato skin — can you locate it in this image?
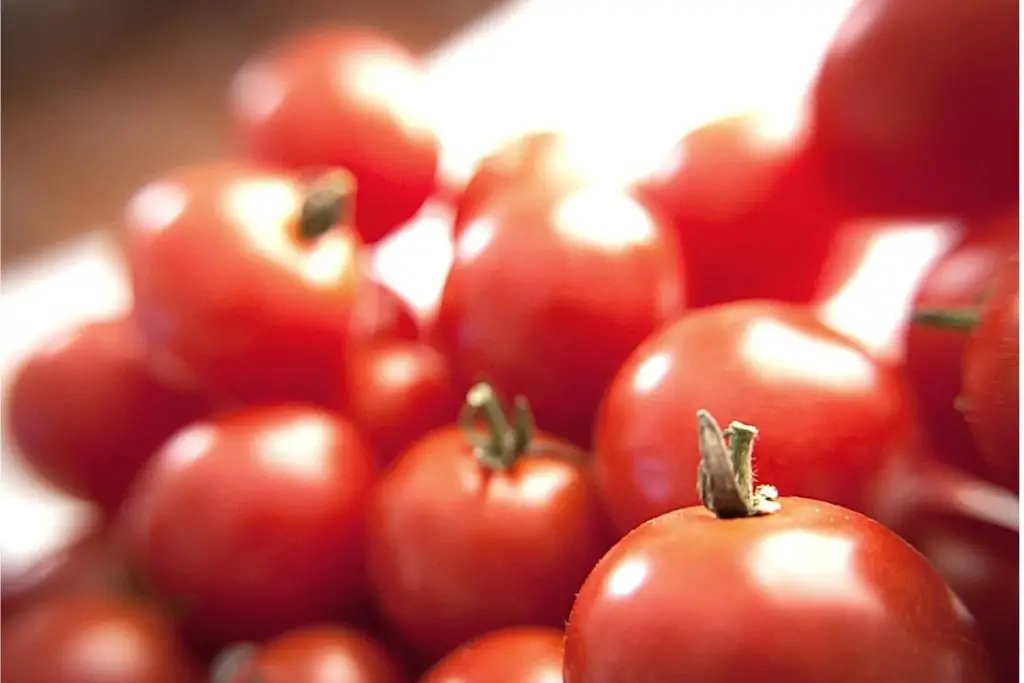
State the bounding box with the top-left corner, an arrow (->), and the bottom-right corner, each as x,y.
432,185 -> 685,449
634,110 -> 847,307
367,424 -> 611,661
1,594 -> 199,683
963,253 -> 1020,492
594,301 -> 912,536
564,498 -> 991,683
809,0 -> 1018,216
5,317 -> 209,512
123,164 -> 364,407
117,405 -> 375,649
230,28 -> 439,244
420,626 -> 565,683
353,275 -> 420,343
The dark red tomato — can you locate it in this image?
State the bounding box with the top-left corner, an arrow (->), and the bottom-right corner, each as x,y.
420,626 -> 564,683
870,454 -> 1018,683
963,253 -> 1019,492
352,274 -> 420,343
5,316 -> 209,512
117,405 -> 376,649
230,28 -> 439,243
344,340 -> 460,468
123,164 -> 364,407
1,594 -> 199,683
809,0 -> 1018,216
594,300 -> 912,536
633,108 -> 847,308
431,184 -> 685,449
368,383 -> 611,661
215,626 -> 407,683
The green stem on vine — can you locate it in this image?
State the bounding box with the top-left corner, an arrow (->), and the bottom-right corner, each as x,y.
458,382 -> 534,470
297,170 -> 355,241
696,410 -> 780,519
912,308 -> 980,330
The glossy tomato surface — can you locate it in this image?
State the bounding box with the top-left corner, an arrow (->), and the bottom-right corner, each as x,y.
230,28 -> 438,243
564,498 -> 992,683
352,275 -> 420,343
594,301 -> 912,535
5,317 -> 209,512
117,405 -> 376,649
420,626 -> 564,683
123,164 -> 363,406
432,184 -> 685,448
1,594 -> 199,683
810,0 -> 1019,216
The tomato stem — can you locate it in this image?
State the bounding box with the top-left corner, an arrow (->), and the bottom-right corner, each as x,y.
297,169 -> 356,240
696,410 -> 780,519
210,642 -> 263,683
458,382 -> 534,469
913,308 -> 980,330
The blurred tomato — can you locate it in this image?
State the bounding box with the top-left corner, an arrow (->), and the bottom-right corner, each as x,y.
352,275 -> 420,343
419,627 -> 564,683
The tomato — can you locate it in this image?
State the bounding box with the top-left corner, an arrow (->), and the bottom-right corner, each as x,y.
1,594 -> 199,683
963,252 -> 1019,492
123,164 -> 364,406
420,626 -> 564,683
594,300 -> 912,536
344,340 -> 460,468
230,28 -> 439,244
353,273 -> 420,343
633,108 -> 847,307
431,184 -> 685,449
809,0 -> 1018,216
565,410 -> 992,683
5,316 -> 209,512
870,454 -> 1018,683
214,626 -> 407,683
368,383 -> 612,661
117,405 -> 375,649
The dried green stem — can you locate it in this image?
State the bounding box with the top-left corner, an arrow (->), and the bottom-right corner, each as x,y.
913,308 -> 980,330
297,170 -> 355,240
458,382 -> 534,470
696,409 -> 779,519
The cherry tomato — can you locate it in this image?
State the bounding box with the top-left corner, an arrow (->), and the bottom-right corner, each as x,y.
566,410 -> 992,683
963,252 -> 1019,492
633,108 -> 847,307
809,0 -> 1018,216
594,300 -> 912,536
431,184 -> 685,449
5,316 -> 209,512
420,626 -> 564,683
230,28 -> 439,244
215,626 -> 407,683
1,594 -> 199,683
117,405 -> 376,649
343,340 -> 460,468
352,275 -> 420,343
123,164 -> 364,406
368,383 -> 612,661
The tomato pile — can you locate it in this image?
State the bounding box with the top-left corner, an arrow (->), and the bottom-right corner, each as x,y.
2,1 -> 1018,681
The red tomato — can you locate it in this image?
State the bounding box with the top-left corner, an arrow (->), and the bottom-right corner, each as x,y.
420,626 -> 564,683
566,410 -> 992,683
5,316 -> 209,512
1,594 -> 199,683
368,383 -> 611,661
117,405 -> 375,649
215,626 -> 407,683
594,300 -> 912,536
963,253 -> 1020,492
431,184 -> 685,449
123,164 -> 364,406
809,0 -> 1018,216
344,340 -> 460,468
230,28 -> 439,244
352,274 -> 420,343
633,109 -> 847,307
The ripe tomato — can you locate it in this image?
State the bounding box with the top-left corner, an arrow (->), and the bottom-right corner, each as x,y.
963,252 -> 1019,492
420,626 -> 564,683
230,28 -> 439,243
368,383 -> 611,661
352,274 -> 420,343
633,108 -> 847,307
594,300 -> 912,536
5,316 -> 209,512
431,184 -> 685,449
1,594 -> 199,683
123,164 -> 363,406
565,410 -> 992,683
117,405 -> 375,649
809,0 -> 1018,216
344,340 -> 460,468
